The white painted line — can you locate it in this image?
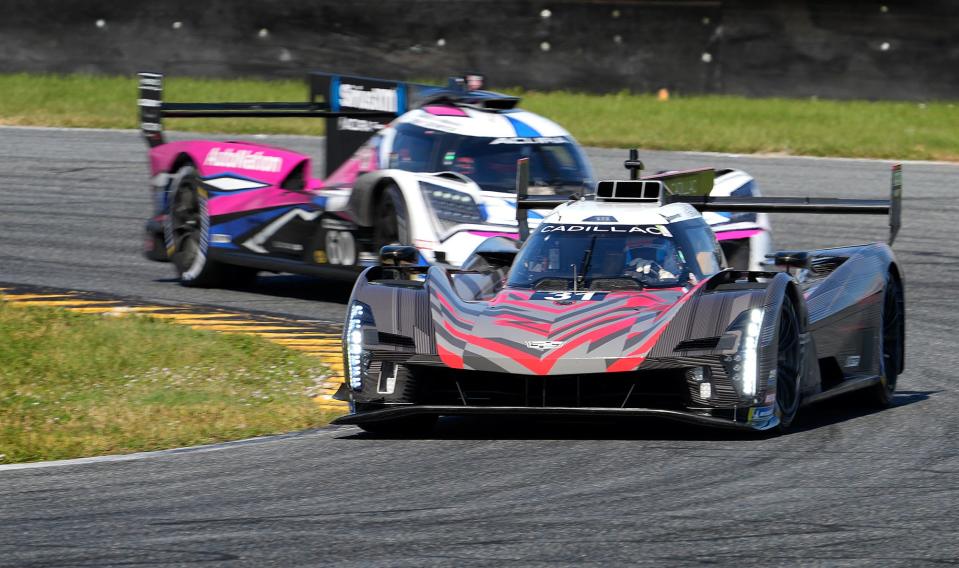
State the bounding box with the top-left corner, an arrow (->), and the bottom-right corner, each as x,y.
0,426 -> 349,472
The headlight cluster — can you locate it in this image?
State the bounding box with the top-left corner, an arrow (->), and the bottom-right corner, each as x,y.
420,182 -> 484,229
723,308 -> 764,400
346,301 -> 374,391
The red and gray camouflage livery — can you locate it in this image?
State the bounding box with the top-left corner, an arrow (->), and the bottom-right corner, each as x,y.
334,165 -> 906,434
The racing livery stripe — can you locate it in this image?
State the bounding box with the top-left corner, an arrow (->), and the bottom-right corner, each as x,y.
506,115 -> 541,137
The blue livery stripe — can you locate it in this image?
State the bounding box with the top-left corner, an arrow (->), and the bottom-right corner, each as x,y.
506,115 -> 540,137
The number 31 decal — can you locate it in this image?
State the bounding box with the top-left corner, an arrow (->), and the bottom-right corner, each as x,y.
530,291 -> 607,301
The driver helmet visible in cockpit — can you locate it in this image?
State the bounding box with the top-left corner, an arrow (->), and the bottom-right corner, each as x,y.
624,236 -> 683,282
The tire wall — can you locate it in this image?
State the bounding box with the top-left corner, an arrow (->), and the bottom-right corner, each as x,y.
2,0 -> 956,100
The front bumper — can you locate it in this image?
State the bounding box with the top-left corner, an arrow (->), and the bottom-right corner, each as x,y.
333,404 -> 777,431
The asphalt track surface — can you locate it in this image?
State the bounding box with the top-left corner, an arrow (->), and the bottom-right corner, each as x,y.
1,126 -> 958,566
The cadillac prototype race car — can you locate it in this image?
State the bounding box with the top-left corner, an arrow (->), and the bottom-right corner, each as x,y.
137,72 -> 770,287
333,162 -> 905,434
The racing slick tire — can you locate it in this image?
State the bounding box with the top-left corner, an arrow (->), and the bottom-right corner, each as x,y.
772,294 -> 803,432
356,415 -> 437,437
862,273 -> 904,408
372,183 -> 411,252
165,165 -> 258,288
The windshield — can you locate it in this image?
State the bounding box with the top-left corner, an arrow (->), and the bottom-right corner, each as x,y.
387,123 -> 593,193
507,219 -> 724,291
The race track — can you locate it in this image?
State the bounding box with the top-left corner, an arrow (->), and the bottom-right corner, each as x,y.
2,127 -> 958,566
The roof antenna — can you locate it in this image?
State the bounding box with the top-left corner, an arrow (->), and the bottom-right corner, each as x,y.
624,148 -> 644,180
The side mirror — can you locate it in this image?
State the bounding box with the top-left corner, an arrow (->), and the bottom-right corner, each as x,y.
380,245 -> 420,266
767,250 -> 810,270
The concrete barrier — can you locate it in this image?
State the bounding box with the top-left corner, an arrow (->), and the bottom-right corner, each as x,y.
1,0 -> 956,100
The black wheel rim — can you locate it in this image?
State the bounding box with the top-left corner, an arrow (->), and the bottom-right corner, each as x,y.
171,181 -> 201,271
776,302 -> 801,416
882,279 -> 903,393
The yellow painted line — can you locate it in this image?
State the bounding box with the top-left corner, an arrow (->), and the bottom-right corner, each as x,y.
187,325 -> 307,332
64,306 -> 136,314
123,306 -> 175,313
146,312 -> 246,320
6,300 -> 122,307
250,332 -> 338,339
267,339 -> 344,347
1,294 -> 76,301
163,319 -> 269,326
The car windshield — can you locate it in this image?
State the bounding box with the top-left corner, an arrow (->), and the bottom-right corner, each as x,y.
507,220 -> 724,291
387,123 -> 592,194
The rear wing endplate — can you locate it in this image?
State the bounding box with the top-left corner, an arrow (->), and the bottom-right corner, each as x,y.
666,163 -> 903,245
514,158 -> 580,241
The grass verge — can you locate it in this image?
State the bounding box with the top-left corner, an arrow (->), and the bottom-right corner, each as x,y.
0,301 -> 334,464
0,73 -> 957,160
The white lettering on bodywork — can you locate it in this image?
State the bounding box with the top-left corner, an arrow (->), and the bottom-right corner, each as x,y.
203,147 -> 283,173
338,84 -> 398,112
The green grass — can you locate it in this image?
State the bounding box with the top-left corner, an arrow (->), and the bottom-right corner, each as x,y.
0,301 -> 334,464
0,73 -> 957,160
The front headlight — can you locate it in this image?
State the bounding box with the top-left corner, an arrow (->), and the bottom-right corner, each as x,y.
345,301 -> 375,390
723,308 -> 763,400
420,182 -> 484,229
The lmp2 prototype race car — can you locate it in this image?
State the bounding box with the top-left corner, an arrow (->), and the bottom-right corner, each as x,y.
137,71 -> 770,287
333,161 -> 905,434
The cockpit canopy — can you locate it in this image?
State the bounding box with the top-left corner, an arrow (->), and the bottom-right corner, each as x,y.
507,218 -> 725,291
386,123 -> 593,194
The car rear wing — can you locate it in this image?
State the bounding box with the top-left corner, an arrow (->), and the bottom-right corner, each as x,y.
514,151 -> 903,246
138,71 -> 516,178
665,163 -> 903,245
137,72 -> 394,174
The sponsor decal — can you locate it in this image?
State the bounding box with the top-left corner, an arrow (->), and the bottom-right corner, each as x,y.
490,136 -> 567,145
339,83 -> 398,112
539,224 -> 673,237
748,405 -> 776,421
272,241 -> 304,252
204,147 -> 283,173
525,340 -> 565,351
337,116 -> 384,132
530,291 -> 607,302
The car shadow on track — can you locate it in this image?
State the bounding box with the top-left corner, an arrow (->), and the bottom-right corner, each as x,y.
788,389 -> 936,433
153,273 -> 355,304
337,390 -> 937,442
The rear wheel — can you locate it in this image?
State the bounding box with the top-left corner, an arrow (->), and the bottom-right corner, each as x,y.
372,183 -> 410,254
166,165 -> 258,288
774,294 -> 803,431
863,274 -> 904,408
356,415 -> 437,437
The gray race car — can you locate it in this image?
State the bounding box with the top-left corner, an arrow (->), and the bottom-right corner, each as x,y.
333,161 -> 905,434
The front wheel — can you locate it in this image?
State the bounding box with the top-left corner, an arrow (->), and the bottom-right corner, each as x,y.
863,274 -> 904,408
773,294 -> 803,431
372,183 -> 411,253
